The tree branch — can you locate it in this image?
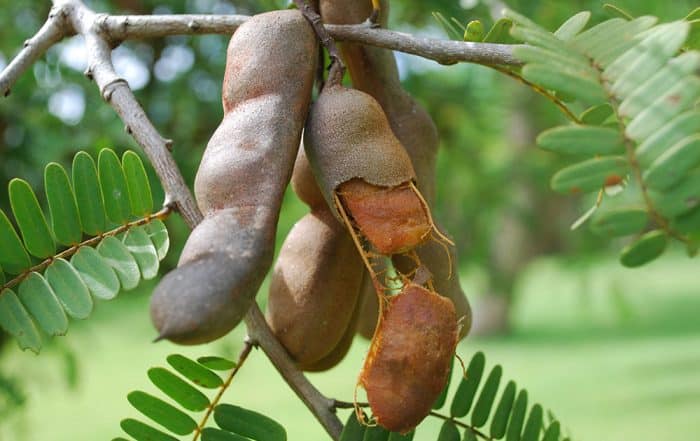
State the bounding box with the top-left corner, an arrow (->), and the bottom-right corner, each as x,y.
0,3 -> 71,97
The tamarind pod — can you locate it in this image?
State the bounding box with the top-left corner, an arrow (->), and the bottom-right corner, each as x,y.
304,85 -> 434,255
360,284 -> 458,433
150,10 -> 317,345
301,276 -> 363,372
304,85 -> 417,219
291,146 -> 326,210
268,147 -> 364,369
267,208 -> 364,367
321,0 -> 471,336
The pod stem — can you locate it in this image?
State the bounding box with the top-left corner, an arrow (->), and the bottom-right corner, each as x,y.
293,0 -> 346,87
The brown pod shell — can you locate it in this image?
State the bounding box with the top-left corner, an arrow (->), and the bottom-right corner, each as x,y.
267,209 -> 363,367
360,284 -> 458,433
303,85 -> 416,219
291,147 -> 326,210
150,10 -> 317,345
301,278 -> 363,372
356,271 -> 379,340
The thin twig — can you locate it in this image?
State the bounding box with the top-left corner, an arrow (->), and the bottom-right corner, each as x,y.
192,339 -> 255,441
0,3 -> 70,97
0,205 -> 172,294
244,305 -> 343,439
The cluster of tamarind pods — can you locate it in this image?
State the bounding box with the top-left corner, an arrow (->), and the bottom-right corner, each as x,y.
150,0 -> 472,433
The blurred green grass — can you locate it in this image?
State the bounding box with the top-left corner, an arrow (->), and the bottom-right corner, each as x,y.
1,252 -> 699,441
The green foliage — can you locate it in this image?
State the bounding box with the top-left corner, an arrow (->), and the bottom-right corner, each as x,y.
0,149 -> 169,353
505,7 -> 700,266
119,354 -> 287,441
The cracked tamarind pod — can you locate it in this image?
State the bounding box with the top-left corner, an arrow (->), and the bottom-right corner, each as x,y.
149,10 -> 317,345
266,149 -> 364,370
359,282 -> 459,433
320,0 -> 472,338
304,84 -> 433,256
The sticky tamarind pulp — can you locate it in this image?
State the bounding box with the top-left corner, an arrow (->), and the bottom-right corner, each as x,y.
359,283 -> 458,433
150,10 -> 317,344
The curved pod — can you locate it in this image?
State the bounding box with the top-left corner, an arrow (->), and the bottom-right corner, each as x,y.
150,10 -> 317,344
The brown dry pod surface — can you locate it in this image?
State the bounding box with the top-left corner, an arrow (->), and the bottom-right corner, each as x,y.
150,10 -> 317,344
360,283 -> 458,433
303,85 -> 417,220
267,208 -> 363,367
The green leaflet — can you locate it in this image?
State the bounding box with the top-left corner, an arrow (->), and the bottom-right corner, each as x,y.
463,428 -> 478,441
127,391 -> 197,436
483,18 -> 513,43
120,418 -> 178,441
0,209 -> 31,274
17,272 -> 68,336
0,266 -> 4,285
167,354 -> 223,389
626,76 -> 700,142
99,148 -> 132,225
122,151 -> 153,217
580,104 -> 613,125
451,351 -> 485,417
0,289 -> 42,353
437,420 -> 460,441
490,381 -> 516,439
619,52 -> 700,119
144,219 -> 170,261
464,20 -> 484,42
471,365 -> 502,428
522,63 -> 607,105
98,236 -> 140,290
505,390 -> 528,441
542,422 -> 561,441
620,230 -> 668,267
72,151 -> 106,235
197,356 -> 237,371
510,24 -> 569,53
71,246 -> 120,300
606,22 -> 690,99
45,163 -> 82,246
673,206 -> 700,234
636,110 -> 700,169
521,404 -> 543,441
9,178 -> 55,259
147,367 -> 210,412
214,403 -> 287,441
643,134 -> 700,191
554,11 -> 590,41
537,125 -> 623,155
513,45 -> 592,74
45,258 -> 93,319
550,156 -> 628,194
362,426 -> 390,441
122,226 -> 159,280
591,208 -> 648,237
650,170 -> 700,218
201,428 -> 251,441
340,412 -> 366,441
